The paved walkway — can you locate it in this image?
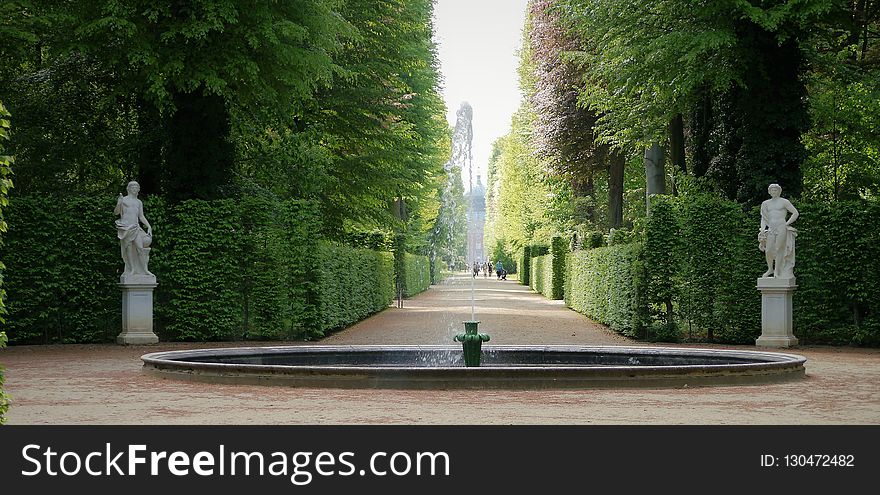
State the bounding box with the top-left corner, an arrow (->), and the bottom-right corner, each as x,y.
1,274 -> 879,424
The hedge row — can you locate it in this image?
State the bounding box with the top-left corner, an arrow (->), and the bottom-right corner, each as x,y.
1,195 -> 403,343
794,201 -> 880,345
528,237 -> 565,300
561,193 -> 880,345
403,253 -> 431,297
317,244 -> 394,335
519,244 -> 548,287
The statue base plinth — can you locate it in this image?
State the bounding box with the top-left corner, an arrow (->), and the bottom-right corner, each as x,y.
117,280 -> 159,345
755,277 -> 798,348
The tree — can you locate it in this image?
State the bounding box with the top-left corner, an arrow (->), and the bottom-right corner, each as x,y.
525,0 -> 627,228
559,0 -> 831,205
53,0 -> 350,201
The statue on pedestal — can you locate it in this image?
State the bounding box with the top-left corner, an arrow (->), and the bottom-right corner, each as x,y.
115,181 -> 154,283
758,183 -> 799,279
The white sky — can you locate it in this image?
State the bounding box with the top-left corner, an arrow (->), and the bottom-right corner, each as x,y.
433,0 -> 529,185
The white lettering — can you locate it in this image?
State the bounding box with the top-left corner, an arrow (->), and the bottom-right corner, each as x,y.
21,445 -> 42,476
128,445 -> 147,475
167,451 -> 190,476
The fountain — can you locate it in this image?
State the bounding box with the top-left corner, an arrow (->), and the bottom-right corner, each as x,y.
454,321 -> 490,367
139,119 -> 806,390
141,344 -> 805,389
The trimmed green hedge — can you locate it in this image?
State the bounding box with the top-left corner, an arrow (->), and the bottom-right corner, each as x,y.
530,254 -> 545,295
432,256 -> 449,284
565,243 -> 647,338
1,195 -> 400,343
404,253 -> 431,297
561,193 -> 879,346
521,244 -> 548,287
1,196 -> 121,343
794,201 -> 880,345
317,243 -> 394,335
529,238 -> 565,300
519,246 -> 531,286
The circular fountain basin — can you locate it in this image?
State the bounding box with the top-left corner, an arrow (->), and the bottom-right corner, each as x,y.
141,345 -> 806,389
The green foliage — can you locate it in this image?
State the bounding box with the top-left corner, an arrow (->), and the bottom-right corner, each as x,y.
403,253 -> 431,298
565,243 -> 647,337
489,239 -> 517,274
644,197 -> 680,323
566,192 -> 879,345
550,235 -> 567,299
483,110 -> 559,257
312,0 -> 449,230
794,201 -> 880,345
1,196 -> 120,343
530,255 -> 545,295
519,245 -> 532,286
316,243 -> 393,335
674,193 -> 763,343
802,77 -> 880,200
0,330 -> 8,424
159,199 -> 242,340
0,195 -> 403,343
0,101 -> 12,423
529,238 -> 565,300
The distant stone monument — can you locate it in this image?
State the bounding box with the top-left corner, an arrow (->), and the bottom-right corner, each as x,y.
114,181 -> 159,345
756,183 -> 799,347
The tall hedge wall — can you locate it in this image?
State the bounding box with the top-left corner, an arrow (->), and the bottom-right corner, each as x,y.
519,246 -> 531,286
561,193 -> 879,346
794,201 -> 880,345
1,196 -> 121,343
565,243 -> 647,338
404,253 -> 431,297
530,254 -> 545,295
522,244 -> 548,287
317,244 -> 394,335
528,238 -> 565,300
0,195 -> 399,343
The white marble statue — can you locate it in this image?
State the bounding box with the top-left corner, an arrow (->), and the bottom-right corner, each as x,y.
115,181 -> 154,282
758,183 -> 799,279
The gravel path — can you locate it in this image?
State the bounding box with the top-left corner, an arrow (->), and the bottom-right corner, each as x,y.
2,274 -> 878,424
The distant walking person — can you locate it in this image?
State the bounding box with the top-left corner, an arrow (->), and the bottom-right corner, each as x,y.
484,261 -> 490,278
472,261 -> 479,278
495,260 -> 504,279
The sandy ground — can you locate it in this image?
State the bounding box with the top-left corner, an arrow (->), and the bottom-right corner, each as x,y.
1,274 -> 878,424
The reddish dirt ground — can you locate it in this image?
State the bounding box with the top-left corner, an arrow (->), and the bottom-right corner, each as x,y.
2,274 -> 878,424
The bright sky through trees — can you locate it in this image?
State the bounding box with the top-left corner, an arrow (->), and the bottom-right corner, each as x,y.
433,0 -> 529,185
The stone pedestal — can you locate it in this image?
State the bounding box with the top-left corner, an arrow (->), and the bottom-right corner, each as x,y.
756,277 -> 798,348
118,278 -> 159,345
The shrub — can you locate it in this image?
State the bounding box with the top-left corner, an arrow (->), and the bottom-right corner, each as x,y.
550,235 -> 567,299
565,243 -> 647,338
563,192 -> 879,346
316,243 -> 393,335
0,195 -> 402,343
404,253 -> 431,297
794,201 -> 880,345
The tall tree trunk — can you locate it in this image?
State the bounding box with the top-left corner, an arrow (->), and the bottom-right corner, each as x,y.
165,88 -> 234,202
668,114 -> 686,195
644,143 -> 666,212
608,152 -> 625,228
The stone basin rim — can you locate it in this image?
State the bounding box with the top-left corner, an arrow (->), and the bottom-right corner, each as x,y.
140,345 -> 806,389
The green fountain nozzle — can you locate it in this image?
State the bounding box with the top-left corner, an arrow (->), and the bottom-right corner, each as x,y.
454,320 -> 490,367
